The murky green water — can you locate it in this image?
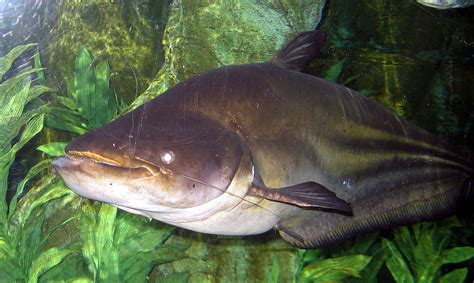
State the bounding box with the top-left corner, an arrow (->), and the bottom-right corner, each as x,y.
0,1 -> 472,282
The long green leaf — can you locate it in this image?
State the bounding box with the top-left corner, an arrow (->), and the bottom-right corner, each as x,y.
0,43 -> 36,78
93,60 -> 116,128
0,113 -> 45,169
13,175 -> 71,226
27,85 -> 54,103
0,107 -> 43,155
51,94 -> 78,110
393,227 -> 416,267
300,255 -> 371,282
73,46 -> 95,123
0,74 -> 31,148
441,247 -> 474,264
0,258 -> 25,281
37,142 -> 67,157
324,59 -> 346,82
382,239 -> 414,283
33,47 -> 47,86
27,247 -> 72,283
0,155 -> 12,224
80,202 -> 120,282
8,159 -> 51,219
45,107 -> 87,135
439,268 -> 468,283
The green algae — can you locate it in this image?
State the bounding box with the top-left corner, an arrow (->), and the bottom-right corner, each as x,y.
130,0 -> 326,110
43,0 -> 169,103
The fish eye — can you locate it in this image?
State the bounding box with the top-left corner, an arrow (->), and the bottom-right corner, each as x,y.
160,150 -> 175,164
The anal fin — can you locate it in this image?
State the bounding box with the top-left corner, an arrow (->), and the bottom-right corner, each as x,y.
275,179 -> 464,249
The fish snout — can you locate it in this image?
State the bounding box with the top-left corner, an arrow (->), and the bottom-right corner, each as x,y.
51,156 -> 74,176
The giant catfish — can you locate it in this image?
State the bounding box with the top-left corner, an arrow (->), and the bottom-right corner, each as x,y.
52,30 -> 473,248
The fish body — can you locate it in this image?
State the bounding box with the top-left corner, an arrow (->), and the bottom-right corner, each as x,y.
415,0 -> 474,9
52,31 -> 472,248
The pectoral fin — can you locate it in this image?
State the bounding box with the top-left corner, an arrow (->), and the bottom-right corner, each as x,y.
249,182 -> 352,215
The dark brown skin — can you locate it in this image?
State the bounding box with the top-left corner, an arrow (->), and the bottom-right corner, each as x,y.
58,31 -> 472,248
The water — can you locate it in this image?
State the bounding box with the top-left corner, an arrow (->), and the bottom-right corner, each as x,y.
0,1 -> 472,282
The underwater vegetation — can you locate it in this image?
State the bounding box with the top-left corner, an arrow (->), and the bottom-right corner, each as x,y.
0,45 -> 187,282
383,218 -> 474,282
43,0 -> 170,103
0,44 -> 67,281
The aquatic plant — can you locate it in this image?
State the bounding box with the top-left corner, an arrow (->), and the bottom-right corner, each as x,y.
45,46 -> 119,136
0,43 -> 72,282
382,217 -> 474,282
297,233 -> 379,282
77,202 -> 187,282
0,42 -> 188,282
44,1 -> 166,103
39,46 -> 121,157
35,46 -> 188,281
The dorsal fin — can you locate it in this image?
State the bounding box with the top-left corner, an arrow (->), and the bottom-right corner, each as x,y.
270,30 -> 326,72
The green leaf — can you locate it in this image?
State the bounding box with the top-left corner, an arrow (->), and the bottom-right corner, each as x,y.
382,239 -> 414,283
45,117 -> 87,135
0,113 -> 44,168
27,247 -> 72,283
0,258 -> 25,281
0,43 -> 36,79
94,60 -> 116,127
440,268 -> 468,283
80,203 -> 120,282
0,73 -> 32,147
342,74 -> 360,85
324,59 -> 345,82
68,277 -> 94,283
13,175 -> 71,226
33,47 -> 47,86
359,89 -> 379,97
268,254 -> 281,283
393,227 -> 416,267
73,46 -> 95,123
442,247 -> 474,264
8,159 -> 52,219
354,246 -> 388,283
300,255 -> 371,282
37,142 -> 67,157
45,107 -> 87,135
52,94 -> 78,110
27,85 -> 54,103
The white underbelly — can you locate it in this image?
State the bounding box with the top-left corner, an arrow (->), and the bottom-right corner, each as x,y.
170,198 -> 283,235
146,194 -> 292,235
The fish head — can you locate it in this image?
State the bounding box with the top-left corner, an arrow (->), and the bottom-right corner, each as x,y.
52,105 -> 252,213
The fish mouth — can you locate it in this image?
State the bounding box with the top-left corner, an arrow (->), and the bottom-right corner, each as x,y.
53,150 -> 156,178
65,150 -> 123,166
